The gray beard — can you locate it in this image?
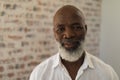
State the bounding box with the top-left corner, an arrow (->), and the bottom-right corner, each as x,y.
57,40 -> 85,62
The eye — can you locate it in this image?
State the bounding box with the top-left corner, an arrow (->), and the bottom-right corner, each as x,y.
55,25 -> 65,33
72,24 -> 83,30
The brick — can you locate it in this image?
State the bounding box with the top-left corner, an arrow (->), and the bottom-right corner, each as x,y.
28,61 -> 39,67
7,73 -> 14,78
0,74 -> 3,78
8,35 -> 23,40
0,66 -> 4,72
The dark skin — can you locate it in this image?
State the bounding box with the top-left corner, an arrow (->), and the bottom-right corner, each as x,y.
53,5 -> 87,80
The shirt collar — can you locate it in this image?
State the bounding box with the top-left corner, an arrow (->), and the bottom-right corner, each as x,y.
84,51 -> 94,69
53,53 -> 61,68
53,51 -> 95,69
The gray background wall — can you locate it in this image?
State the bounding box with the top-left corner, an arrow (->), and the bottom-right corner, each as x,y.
100,0 -> 120,77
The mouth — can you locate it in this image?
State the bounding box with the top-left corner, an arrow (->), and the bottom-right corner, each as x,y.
64,42 -> 75,48
62,41 -> 80,51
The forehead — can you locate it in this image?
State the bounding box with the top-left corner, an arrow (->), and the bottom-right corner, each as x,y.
54,8 -> 84,25
55,12 -> 83,23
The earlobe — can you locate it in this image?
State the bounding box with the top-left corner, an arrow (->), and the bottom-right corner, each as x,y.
85,24 -> 87,33
84,25 -> 87,35
85,25 -> 87,32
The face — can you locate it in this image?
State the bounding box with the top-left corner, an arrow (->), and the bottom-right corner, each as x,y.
53,8 -> 87,52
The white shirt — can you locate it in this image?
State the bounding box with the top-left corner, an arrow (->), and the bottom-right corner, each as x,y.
29,52 -> 119,80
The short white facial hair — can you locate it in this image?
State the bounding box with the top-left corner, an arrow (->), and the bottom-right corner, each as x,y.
56,40 -> 85,62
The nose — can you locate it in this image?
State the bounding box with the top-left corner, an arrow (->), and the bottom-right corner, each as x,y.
63,27 -> 75,38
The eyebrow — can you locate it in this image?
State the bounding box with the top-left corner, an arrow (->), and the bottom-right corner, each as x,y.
55,24 -> 65,28
71,23 -> 81,26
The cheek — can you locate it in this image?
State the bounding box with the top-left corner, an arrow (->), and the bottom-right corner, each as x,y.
54,33 -> 62,41
76,31 -> 86,39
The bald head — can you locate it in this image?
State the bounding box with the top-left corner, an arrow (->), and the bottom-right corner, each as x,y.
53,5 -> 85,25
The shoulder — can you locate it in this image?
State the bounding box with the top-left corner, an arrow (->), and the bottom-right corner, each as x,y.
88,53 -> 119,80
29,54 -> 58,80
88,53 -> 110,68
37,54 -> 57,68
33,54 -> 57,71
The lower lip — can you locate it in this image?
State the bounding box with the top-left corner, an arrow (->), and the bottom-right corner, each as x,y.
64,43 -> 75,48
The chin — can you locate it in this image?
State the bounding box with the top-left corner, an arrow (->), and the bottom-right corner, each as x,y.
56,41 -> 85,62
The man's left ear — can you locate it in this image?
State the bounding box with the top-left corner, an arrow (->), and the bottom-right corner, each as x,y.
85,24 -> 87,32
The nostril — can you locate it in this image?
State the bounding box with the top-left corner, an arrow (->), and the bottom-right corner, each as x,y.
63,32 -> 75,39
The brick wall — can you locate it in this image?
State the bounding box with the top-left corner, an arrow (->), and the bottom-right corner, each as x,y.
0,0 -> 102,80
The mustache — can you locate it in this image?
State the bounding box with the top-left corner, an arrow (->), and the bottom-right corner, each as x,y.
60,38 -> 82,43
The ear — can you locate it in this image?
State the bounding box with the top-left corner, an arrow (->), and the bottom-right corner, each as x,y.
85,24 -> 87,32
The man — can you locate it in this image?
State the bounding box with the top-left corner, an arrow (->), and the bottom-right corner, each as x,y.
29,5 -> 119,80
